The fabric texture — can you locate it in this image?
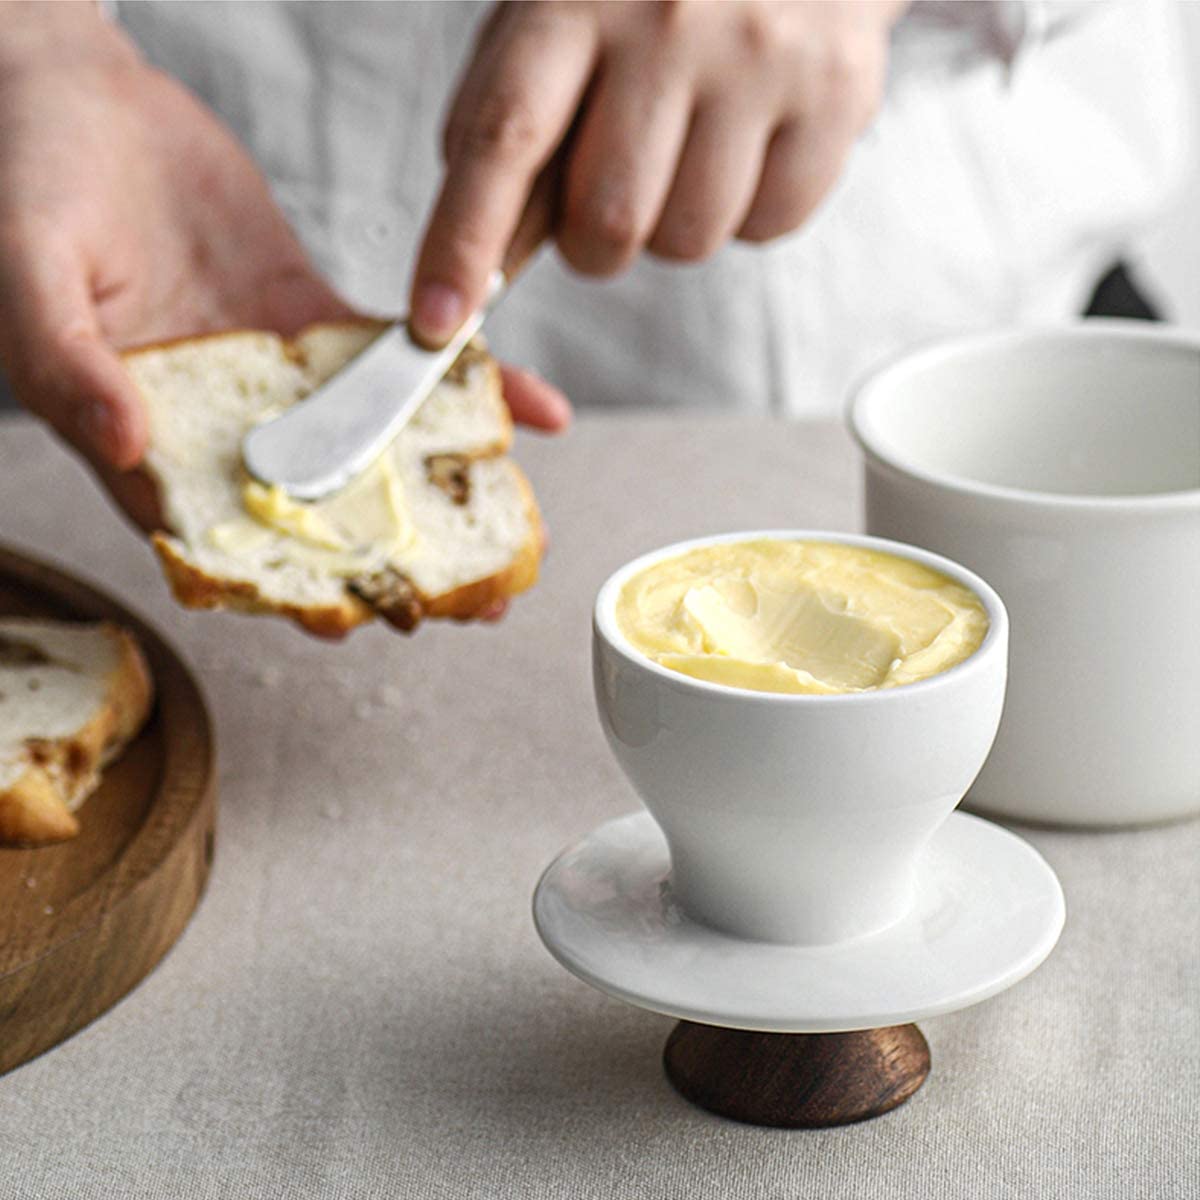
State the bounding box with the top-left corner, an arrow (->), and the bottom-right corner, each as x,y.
0,414 -> 1196,1199
111,0 -> 1191,417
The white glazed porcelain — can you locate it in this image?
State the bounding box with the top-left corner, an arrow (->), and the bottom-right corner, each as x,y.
849,323 -> 1200,827
593,531 -> 1008,946
533,810 -> 1065,1033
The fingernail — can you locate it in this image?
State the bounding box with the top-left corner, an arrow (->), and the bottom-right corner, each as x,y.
413,283 -> 464,343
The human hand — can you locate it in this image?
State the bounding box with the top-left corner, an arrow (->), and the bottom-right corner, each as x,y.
411,0 -> 906,345
0,4 -> 568,529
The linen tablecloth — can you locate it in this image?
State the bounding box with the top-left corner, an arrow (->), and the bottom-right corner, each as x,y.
0,413 -> 1196,1199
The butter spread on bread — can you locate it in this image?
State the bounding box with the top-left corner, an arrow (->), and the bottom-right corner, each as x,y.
125,323 -> 543,638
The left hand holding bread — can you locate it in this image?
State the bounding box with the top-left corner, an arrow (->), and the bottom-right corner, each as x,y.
0,1 -> 568,533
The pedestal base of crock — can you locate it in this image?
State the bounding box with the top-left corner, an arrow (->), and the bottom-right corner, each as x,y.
662,1020 -> 930,1128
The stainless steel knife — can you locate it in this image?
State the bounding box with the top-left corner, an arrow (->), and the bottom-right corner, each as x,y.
241,270 -> 507,501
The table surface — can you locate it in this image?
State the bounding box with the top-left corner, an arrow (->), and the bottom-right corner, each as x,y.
1,413 -> 1196,1200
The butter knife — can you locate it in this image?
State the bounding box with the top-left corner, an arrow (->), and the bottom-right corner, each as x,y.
241,270 -> 507,502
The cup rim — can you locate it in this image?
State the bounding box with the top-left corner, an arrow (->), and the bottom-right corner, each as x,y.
847,321 -> 1200,513
593,530 -> 1007,705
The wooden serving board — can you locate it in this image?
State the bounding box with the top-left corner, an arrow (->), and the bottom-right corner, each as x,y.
0,545 -> 215,1076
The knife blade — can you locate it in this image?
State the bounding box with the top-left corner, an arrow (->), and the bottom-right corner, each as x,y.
241,270 -> 507,501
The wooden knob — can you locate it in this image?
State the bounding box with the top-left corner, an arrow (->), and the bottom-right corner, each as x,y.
663,1020 -> 931,1128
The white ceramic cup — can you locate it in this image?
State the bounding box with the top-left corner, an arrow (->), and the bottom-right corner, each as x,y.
849,323 -> 1200,827
593,531 -> 1008,945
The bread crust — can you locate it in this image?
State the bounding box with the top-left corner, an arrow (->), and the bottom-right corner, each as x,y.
128,322 -> 544,639
0,769 -> 81,844
0,625 -> 154,846
151,534 -> 373,639
120,318 -> 385,365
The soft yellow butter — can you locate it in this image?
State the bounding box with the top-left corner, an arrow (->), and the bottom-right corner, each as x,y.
616,540 -> 988,694
206,454 -> 419,576
242,482 -> 346,550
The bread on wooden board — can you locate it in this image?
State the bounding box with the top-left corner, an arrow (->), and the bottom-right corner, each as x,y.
0,619 -> 153,845
124,322 -> 544,638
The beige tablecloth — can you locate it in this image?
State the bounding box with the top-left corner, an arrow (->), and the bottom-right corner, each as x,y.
1,414 -> 1196,1199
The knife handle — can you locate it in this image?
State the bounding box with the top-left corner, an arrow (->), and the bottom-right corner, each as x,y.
503,157 -> 561,282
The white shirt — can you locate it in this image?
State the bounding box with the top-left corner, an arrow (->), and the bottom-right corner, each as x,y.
115,0 -> 1190,416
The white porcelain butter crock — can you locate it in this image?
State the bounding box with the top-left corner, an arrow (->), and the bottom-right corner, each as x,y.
850,322 -> 1200,827
593,531 -> 1008,945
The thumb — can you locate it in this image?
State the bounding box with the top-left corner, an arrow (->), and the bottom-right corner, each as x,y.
0,228 -> 146,469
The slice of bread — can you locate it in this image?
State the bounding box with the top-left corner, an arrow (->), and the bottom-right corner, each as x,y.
125,322 -> 544,638
0,619 -> 153,845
